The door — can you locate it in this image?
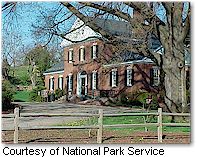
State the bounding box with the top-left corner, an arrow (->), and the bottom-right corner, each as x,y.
81,77 -> 86,95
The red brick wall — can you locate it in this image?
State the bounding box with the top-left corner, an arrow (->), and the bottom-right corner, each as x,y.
62,39 -> 157,97
45,39 -> 157,97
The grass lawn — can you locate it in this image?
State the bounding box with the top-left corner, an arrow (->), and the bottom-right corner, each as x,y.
59,114 -> 190,135
13,90 -> 31,102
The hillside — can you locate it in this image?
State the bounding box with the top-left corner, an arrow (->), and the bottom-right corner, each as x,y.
9,66 -> 31,86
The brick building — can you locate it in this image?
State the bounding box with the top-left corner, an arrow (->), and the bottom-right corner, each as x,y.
44,18 -> 190,100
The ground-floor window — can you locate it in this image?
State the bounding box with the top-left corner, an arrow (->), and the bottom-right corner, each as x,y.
151,66 -> 160,86
68,74 -> 73,91
49,76 -> 54,90
92,71 -> 98,90
58,76 -> 63,90
110,68 -> 118,87
126,67 -> 133,86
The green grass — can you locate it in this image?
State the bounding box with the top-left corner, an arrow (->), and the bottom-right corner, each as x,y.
13,90 -> 31,102
58,115 -> 190,134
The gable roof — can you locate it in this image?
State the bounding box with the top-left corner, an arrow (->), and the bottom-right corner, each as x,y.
61,18 -> 162,52
43,61 -> 64,75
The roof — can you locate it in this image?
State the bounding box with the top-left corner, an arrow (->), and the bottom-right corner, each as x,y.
92,18 -> 132,37
43,61 -> 64,75
105,51 -> 154,67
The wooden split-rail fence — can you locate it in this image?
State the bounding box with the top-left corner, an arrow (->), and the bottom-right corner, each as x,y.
2,108 -> 190,143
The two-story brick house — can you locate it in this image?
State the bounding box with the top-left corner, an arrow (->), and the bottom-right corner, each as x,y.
44,18 -> 164,99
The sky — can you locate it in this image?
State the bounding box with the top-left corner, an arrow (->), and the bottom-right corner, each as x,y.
2,2 -> 69,47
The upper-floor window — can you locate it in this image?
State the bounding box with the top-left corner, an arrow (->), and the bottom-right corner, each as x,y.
68,49 -> 73,63
79,46 -> 85,61
91,43 -> 98,59
110,69 -> 118,87
126,67 -> 133,86
151,67 -> 160,86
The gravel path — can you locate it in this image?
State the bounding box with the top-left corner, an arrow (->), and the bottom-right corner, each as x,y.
2,102 -> 135,130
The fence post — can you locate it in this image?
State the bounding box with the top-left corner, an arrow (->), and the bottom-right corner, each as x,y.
14,107 -> 19,143
157,108 -> 162,143
97,109 -> 103,143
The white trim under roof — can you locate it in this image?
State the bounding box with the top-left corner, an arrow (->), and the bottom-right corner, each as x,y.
103,58 -> 154,68
43,70 -> 64,75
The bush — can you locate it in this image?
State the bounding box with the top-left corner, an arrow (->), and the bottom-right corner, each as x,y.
116,91 -> 158,110
2,80 -> 15,111
55,88 -> 64,100
29,86 -> 45,102
120,93 -> 128,104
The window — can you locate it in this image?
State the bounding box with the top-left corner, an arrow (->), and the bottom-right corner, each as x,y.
126,67 -> 133,86
151,67 -> 160,86
68,74 -> 73,91
92,71 -> 98,90
49,76 -> 54,90
110,69 -> 118,87
79,46 -> 85,61
58,76 -> 63,90
91,43 -> 98,59
68,49 -> 73,63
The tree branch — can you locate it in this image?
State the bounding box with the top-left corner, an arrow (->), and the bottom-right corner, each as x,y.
79,2 -> 131,21
61,2 -> 117,41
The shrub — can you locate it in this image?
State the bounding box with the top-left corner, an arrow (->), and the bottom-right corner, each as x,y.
29,86 -> 45,102
2,80 -> 15,111
116,91 -> 158,110
55,88 -> 64,99
120,93 -> 128,104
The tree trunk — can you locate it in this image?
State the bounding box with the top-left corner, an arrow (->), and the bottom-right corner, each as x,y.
162,45 -> 185,113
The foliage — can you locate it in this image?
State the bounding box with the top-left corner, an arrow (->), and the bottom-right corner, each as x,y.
29,86 -> 46,102
9,66 -> 31,86
118,91 -> 158,110
24,45 -> 54,74
2,80 -> 16,111
55,88 -> 64,100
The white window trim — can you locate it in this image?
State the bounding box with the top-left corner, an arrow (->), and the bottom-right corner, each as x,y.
92,70 -> 97,90
126,67 -> 133,87
112,69 -> 117,87
68,49 -> 73,63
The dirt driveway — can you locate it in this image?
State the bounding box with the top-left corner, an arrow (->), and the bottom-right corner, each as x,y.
2,102 -> 135,130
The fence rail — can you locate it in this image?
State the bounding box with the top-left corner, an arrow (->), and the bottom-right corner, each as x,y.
2,107 -> 190,143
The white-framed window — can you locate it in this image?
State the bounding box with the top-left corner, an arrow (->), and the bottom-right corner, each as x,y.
58,75 -> 63,90
126,67 -> 133,86
111,69 -> 118,87
92,71 -> 97,90
68,49 -> 73,63
79,46 -> 85,61
92,43 -> 98,59
151,66 -> 160,86
68,73 -> 73,91
49,76 -> 54,90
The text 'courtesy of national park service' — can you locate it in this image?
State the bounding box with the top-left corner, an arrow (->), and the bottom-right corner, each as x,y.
2,146 -> 165,157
